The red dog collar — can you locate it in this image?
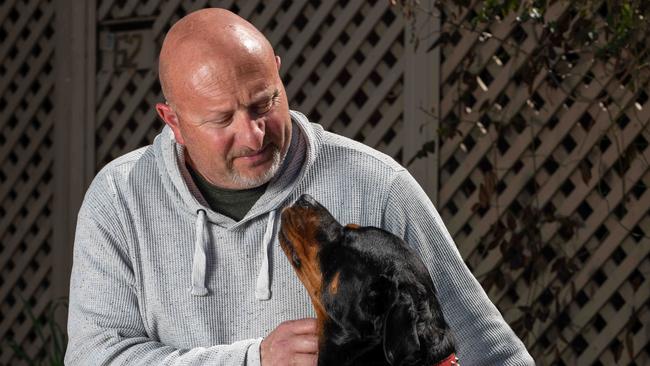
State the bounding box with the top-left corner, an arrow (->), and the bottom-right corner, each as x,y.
434,353 -> 459,366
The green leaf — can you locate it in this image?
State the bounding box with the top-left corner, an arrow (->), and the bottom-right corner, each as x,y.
479,184 -> 490,209
484,170 -> 497,197
427,33 -> 449,52
406,140 -> 436,166
8,339 -> 37,365
507,211 -> 517,230
613,340 -> 623,362
20,296 -> 48,349
5,297 -> 69,365
626,330 -> 635,361
579,160 -> 592,185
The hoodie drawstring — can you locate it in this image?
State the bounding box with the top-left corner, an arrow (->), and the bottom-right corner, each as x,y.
255,210 -> 278,301
190,209 -> 278,300
190,209 -> 209,296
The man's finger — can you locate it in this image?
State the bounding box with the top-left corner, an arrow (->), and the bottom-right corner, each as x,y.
283,318 -> 318,335
288,335 -> 319,354
290,352 -> 318,366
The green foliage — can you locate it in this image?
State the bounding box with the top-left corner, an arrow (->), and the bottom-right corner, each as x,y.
475,0 -> 522,23
477,0 -> 648,86
392,0 -> 648,362
5,296 -> 68,366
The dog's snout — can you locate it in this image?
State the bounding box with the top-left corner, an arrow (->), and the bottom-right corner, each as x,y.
297,194 -> 318,208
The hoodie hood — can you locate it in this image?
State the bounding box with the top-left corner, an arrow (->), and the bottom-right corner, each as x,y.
154,110 -> 322,228
153,110 -> 323,299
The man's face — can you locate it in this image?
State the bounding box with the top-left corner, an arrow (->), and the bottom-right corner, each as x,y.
161,55 -> 292,190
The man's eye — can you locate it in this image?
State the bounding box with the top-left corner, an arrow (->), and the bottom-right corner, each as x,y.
254,93 -> 279,115
205,117 -> 231,128
255,99 -> 274,115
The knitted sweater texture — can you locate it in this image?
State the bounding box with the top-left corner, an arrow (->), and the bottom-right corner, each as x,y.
65,111 -> 534,365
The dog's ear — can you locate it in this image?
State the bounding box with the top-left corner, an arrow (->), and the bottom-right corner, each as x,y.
382,292 -> 420,366
360,274 -> 394,315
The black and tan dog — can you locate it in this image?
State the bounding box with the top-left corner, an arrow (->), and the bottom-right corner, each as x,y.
279,194 -> 457,366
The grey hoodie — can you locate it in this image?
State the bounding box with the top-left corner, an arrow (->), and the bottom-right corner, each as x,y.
65,111 -> 534,365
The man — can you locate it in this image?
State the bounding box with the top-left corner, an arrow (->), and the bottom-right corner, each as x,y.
65,8 -> 534,366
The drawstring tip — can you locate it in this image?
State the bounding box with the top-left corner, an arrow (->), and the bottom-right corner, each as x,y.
190,286 -> 208,296
255,289 -> 271,301
255,210 -> 278,302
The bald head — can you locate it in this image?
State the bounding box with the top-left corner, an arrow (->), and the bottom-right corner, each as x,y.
159,8 -> 276,106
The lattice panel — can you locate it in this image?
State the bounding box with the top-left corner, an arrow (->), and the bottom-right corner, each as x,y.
82,0 -> 650,363
436,1 -> 650,364
0,0 -> 56,364
279,0 -> 405,159
95,0 -> 405,169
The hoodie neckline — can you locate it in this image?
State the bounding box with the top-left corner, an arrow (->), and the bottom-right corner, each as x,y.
154,110 -> 321,230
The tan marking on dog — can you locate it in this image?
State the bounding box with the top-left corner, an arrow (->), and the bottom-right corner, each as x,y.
345,223 -> 360,229
279,207 -> 327,337
328,271 -> 341,295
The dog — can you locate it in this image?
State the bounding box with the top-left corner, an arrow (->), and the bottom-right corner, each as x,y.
279,194 -> 457,366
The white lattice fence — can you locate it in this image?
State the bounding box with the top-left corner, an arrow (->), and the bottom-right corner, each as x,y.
0,0 -> 56,364
95,0 -> 405,169
3,0 -> 648,365
435,1 -> 649,364
280,0 -> 405,158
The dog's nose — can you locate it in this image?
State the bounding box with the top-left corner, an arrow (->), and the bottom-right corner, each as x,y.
297,194 -> 317,208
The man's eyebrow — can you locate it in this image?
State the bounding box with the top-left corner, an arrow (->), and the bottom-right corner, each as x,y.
196,88 -> 279,123
196,107 -> 232,125
250,88 -> 279,104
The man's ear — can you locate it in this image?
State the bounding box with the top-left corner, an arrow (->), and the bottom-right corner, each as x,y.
155,102 -> 185,145
275,55 -> 282,70
382,292 -> 420,366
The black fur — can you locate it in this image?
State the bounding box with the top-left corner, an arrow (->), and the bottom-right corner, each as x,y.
294,195 -> 455,366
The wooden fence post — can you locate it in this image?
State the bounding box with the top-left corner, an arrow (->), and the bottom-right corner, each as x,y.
403,0 -> 440,204
53,0 -> 96,323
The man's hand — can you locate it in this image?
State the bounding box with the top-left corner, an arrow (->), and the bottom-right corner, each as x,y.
261,318 -> 319,366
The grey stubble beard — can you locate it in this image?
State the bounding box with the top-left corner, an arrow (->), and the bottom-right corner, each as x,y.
228,145 -> 285,189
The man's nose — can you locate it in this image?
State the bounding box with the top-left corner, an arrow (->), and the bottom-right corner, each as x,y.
235,112 -> 265,150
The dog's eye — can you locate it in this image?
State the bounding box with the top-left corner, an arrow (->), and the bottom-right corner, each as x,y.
291,252 -> 301,268
360,289 -> 384,315
366,289 -> 379,298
